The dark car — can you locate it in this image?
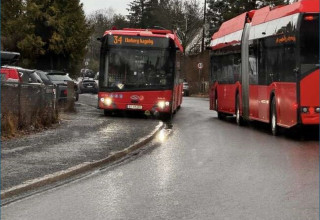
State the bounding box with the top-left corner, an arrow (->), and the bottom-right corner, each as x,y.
1,51 -> 20,66
78,78 -> 98,94
78,69 -> 98,93
1,67 -> 21,82
3,66 -> 43,84
37,70 -> 79,101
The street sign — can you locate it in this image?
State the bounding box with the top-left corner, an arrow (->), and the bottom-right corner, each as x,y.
198,62 -> 203,69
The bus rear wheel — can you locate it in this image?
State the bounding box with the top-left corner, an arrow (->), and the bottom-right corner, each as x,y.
271,97 -> 279,136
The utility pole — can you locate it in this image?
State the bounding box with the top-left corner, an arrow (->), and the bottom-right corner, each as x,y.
201,0 -> 207,53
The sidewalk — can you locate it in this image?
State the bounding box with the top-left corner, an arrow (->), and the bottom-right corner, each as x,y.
1,102 -> 162,199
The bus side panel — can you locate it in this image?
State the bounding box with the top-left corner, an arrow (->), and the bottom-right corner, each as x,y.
249,85 -> 259,119
257,85 -> 270,123
249,83 -> 297,126
173,83 -> 183,111
300,69 -> 319,125
217,84 -> 237,114
275,82 -> 297,127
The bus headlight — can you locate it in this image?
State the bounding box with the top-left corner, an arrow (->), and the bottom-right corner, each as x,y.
158,101 -> 170,109
315,107 -> 320,113
301,107 -> 309,113
101,97 -> 112,106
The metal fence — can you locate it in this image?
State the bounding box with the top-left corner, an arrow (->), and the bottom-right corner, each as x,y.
1,82 -> 57,130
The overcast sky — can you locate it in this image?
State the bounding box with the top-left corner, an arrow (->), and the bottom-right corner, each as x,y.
80,0 -> 132,16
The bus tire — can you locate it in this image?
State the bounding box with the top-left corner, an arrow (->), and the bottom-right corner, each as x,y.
104,110 -> 112,116
162,113 -> 172,121
271,97 -> 279,136
216,96 -> 225,120
217,112 -> 225,120
236,94 -> 243,126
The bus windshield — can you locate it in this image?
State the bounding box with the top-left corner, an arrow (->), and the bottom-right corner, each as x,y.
103,48 -> 174,90
300,14 -> 319,75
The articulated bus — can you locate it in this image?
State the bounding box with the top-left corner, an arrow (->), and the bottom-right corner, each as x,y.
209,0 -> 319,135
98,28 -> 184,119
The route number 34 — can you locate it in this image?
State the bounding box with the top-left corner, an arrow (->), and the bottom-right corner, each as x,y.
114,36 -> 123,44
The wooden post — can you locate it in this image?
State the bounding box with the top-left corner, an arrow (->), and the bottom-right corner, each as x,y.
66,81 -> 75,112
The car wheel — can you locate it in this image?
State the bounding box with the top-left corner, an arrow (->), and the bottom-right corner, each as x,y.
271,97 -> 278,136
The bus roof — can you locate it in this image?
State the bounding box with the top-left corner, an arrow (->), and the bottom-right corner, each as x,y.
103,28 -> 183,52
252,0 -> 319,26
211,12 -> 251,40
210,0 -> 319,45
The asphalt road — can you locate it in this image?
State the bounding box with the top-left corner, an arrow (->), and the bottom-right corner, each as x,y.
2,97 -> 319,220
1,94 -> 159,191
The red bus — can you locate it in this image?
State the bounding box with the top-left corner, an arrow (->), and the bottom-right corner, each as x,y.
98,28 -> 184,119
209,0 -> 319,135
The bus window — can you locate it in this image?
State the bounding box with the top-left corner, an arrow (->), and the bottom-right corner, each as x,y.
300,14 -> 319,75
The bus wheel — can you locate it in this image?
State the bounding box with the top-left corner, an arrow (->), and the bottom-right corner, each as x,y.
216,97 -> 224,119
236,95 -> 243,126
271,98 -> 278,136
104,110 -> 112,116
162,112 -> 172,121
217,111 -> 225,120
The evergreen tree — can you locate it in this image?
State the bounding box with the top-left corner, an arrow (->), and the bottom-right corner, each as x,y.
1,0 -> 26,51
127,0 -> 148,28
1,0 -> 91,77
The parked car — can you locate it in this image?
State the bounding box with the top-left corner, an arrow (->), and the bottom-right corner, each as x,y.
2,66 -> 43,84
37,70 -> 79,101
183,82 -> 189,96
0,67 -> 21,82
1,51 -> 20,65
78,77 -> 98,94
78,69 -> 98,93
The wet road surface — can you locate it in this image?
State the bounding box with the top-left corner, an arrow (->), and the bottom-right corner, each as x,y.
1,94 -> 159,191
2,97 -> 319,220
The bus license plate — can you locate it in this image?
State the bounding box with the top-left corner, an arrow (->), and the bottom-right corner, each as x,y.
127,105 -> 142,110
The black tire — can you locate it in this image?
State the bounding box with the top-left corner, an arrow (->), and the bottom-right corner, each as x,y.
216,96 -> 225,120
161,112 -> 172,121
104,110 -> 112,116
271,97 -> 279,136
236,94 -> 243,126
217,112 -> 225,120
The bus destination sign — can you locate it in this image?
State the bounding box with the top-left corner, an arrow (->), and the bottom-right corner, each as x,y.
108,35 -> 170,48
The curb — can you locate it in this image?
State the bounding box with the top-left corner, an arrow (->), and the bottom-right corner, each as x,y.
1,121 -> 164,200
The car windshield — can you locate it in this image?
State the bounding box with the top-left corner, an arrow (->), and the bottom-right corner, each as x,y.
102,48 -> 174,90
47,74 -> 72,82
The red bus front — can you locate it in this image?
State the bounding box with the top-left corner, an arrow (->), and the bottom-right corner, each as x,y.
299,13 -> 319,125
98,30 -> 183,118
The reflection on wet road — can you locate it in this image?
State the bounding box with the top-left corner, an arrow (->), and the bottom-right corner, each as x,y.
2,97 -> 319,220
